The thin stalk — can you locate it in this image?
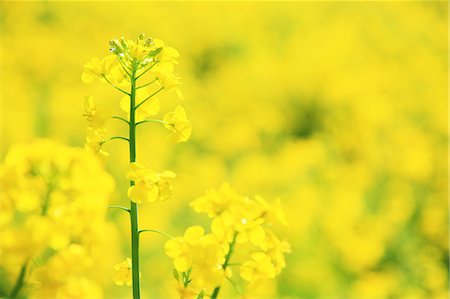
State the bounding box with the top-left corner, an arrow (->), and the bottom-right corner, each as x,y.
135,119 -> 169,127
108,205 -> 130,213
210,232 -> 238,299
129,66 -> 141,299
135,61 -> 158,80
118,58 -> 132,77
137,78 -> 158,90
100,136 -> 129,145
9,262 -> 27,298
112,116 -> 130,125
135,87 -> 163,110
139,229 -> 174,239
102,75 -> 131,96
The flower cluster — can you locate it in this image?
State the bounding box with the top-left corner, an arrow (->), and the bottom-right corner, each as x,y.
0,140 -> 115,298
81,33 -> 191,157
165,183 -> 290,297
165,226 -> 227,293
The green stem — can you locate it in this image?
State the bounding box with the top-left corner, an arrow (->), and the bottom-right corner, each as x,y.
9,262 -> 27,298
210,232 -> 238,299
129,66 -> 141,299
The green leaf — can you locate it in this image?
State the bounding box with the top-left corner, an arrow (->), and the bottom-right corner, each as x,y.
196,289 -> 205,299
173,269 -> 179,281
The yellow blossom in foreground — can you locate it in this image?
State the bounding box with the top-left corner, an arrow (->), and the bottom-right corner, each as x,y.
240,252 -> 276,283
163,105 -> 192,143
113,258 -> 132,286
0,140 -> 114,298
30,244 -> 101,298
165,226 -> 226,293
127,162 -> 176,203
264,230 -> 291,275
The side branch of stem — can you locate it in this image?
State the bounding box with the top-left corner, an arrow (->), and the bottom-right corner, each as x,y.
135,119 -> 169,127
101,136 -> 130,145
108,205 -> 130,213
118,58 -> 132,77
102,75 -> 131,96
112,116 -> 130,125
135,87 -> 164,110
136,78 -> 158,90
139,229 -> 174,239
136,61 -> 158,80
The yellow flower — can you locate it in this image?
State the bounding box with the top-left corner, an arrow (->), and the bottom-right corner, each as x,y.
240,252 -> 276,283
153,38 -> 179,67
81,55 -> 118,83
30,244 -> 100,298
83,96 -> 106,130
127,162 -> 176,203
157,71 -> 181,89
254,196 -> 288,226
263,230 -> 291,275
127,40 -> 151,60
234,218 -> 266,248
113,258 -> 132,286
85,127 -> 109,157
191,183 -> 241,218
163,105 -> 192,142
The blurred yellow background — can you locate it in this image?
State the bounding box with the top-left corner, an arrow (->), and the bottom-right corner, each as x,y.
1,1 -> 448,298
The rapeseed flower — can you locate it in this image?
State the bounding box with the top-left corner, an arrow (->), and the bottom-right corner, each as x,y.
163,105 -> 192,142
113,258 -> 133,286
127,162 -> 176,203
81,55 -> 118,83
240,252 -> 276,283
